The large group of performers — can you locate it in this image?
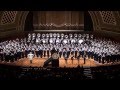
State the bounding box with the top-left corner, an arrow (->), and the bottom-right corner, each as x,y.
0,33 -> 120,65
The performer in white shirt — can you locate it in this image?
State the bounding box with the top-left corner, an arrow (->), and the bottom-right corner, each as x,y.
28,52 -> 34,64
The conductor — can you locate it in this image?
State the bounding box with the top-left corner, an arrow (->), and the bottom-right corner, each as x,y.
43,47 -> 59,67
28,52 -> 34,64
51,47 -> 57,56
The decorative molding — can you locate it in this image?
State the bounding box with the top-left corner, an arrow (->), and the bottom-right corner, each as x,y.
99,11 -> 116,25
0,11 -> 17,25
34,30 -> 84,32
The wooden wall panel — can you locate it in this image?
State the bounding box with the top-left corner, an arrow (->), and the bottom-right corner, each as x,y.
33,11 -> 84,30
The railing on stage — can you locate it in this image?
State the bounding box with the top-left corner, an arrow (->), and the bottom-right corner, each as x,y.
34,30 -> 84,32
24,30 -> 93,38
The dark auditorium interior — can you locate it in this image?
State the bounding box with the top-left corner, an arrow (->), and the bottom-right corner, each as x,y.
0,11 -> 120,80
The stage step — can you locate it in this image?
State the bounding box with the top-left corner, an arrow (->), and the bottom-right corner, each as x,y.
18,68 -> 29,78
83,66 -> 93,79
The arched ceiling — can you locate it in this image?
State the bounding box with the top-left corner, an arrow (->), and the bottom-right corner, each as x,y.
0,11 -> 120,33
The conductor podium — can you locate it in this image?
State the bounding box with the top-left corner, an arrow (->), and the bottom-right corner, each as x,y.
43,53 -> 59,68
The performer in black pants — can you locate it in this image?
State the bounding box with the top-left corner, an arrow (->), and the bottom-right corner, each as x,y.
51,47 -> 57,56
102,53 -> 105,64
35,46 -> 39,58
83,51 -> 86,64
16,48 -> 21,60
4,51 -> 7,62
63,48 -> 66,58
87,49 -> 91,59
59,47 -> 62,58
43,47 -> 46,57
6,51 -> 10,62
25,48 -> 29,58
71,48 -> 74,60
75,47 -> 78,59
38,46 -> 43,58
77,48 -> 82,60
0,50 -> 4,61
21,48 -> 24,58
10,51 -> 14,62
14,50 -> 18,61
106,52 -> 110,63
64,50 -> 68,64
98,53 -> 101,63
47,47 -> 50,58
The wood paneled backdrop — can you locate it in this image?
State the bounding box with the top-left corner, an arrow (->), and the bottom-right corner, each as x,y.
33,11 -> 84,30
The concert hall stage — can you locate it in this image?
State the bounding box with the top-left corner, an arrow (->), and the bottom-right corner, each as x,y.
0,56 -> 119,68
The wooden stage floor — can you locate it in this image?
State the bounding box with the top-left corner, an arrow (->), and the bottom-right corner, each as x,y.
1,56 -> 118,67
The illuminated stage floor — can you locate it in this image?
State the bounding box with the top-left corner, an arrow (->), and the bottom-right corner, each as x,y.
0,56 -> 118,67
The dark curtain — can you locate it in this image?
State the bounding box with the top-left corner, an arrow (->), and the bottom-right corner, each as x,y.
84,11 -> 93,31
24,11 -> 33,31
